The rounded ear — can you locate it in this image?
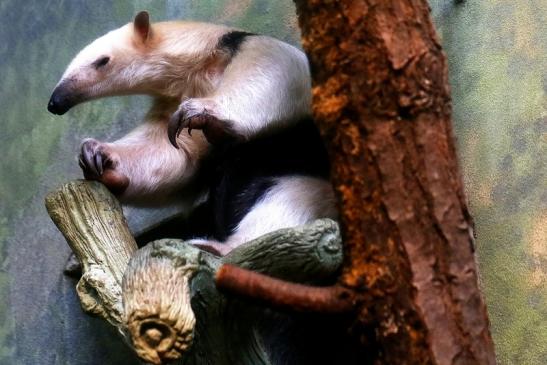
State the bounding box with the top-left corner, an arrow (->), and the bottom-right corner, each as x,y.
134,11 -> 151,42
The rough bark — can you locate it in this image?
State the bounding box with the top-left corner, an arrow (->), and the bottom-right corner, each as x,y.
292,1 -> 496,364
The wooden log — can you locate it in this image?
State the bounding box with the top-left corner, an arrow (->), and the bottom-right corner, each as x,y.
122,219 -> 343,365
215,219 -> 354,314
122,239 -> 202,365
45,180 -> 138,336
46,180 -> 346,364
223,218 -> 342,282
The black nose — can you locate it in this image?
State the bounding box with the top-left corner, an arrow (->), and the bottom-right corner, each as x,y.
47,98 -> 59,114
47,91 -> 70,115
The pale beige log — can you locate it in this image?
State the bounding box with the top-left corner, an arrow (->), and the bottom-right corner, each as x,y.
45,180 -> 344,365
122,219 -> 342,365
45,180 -> 138,335
122,240 -> 204,365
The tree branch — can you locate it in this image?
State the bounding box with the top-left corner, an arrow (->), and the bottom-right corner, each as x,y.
216,264 -> 354,313
223,218 -> 343,282
45,180 -> 137,336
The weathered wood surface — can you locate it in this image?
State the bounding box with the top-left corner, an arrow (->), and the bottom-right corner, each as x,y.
293,0 -> 496,364
45,180 -> 347,365
223,218 -> 342,282
123,240 -> 200,364
45,180 -> 138,336
123,219 -> 343,364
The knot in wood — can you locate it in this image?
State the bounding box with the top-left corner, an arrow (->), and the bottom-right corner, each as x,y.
144,327 -> 162,345
123,240 -> 200,364
129,317 -> 181,365
140,320 -> 173,348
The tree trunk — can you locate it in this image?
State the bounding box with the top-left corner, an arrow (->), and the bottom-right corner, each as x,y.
293,1 -> 496,364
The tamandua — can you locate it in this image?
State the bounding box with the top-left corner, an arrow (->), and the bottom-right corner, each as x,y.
48,12 -> 336,255
48,11 -> 311,146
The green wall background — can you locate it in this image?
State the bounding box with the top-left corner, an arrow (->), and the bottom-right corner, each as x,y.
0,1 -> 544,364
431,2 -> 546,364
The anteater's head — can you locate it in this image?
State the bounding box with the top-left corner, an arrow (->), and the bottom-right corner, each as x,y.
48,11 -> 155,115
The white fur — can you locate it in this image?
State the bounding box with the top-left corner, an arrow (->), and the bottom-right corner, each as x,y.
172,36 -> 311,138
85,112 -> 210,205
227,176 -> 337,246
63,16 -> 332,255
188,176 -> 337,255
57,19 -> 311,139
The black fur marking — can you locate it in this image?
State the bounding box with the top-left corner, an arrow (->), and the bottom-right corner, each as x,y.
217,31 -> 255,56
199,118 -> 330,241
141,119 -> 330,244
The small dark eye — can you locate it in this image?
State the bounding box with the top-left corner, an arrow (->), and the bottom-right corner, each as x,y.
94,56 -> 110,69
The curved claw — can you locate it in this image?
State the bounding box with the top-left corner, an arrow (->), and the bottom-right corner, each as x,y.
80,141 -> 101,177
94,151 -> 103,175
167,112 -> 182,149
77,140 -> 129,195
79,139 -> 113,179
78,156 -> 86,171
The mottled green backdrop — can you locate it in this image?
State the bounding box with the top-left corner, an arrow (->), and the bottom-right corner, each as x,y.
0,1 -> 544,364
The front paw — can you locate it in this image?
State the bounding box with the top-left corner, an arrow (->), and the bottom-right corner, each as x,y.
167,99 -> 205,147
79,139 -> 111,179
167,99 -> 238,147
78,139 -> 129,195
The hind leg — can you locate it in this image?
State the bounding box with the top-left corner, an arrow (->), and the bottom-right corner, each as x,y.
224,176 -> 337,253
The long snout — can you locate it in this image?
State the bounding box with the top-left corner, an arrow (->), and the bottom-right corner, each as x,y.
47,82 -> 80,115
